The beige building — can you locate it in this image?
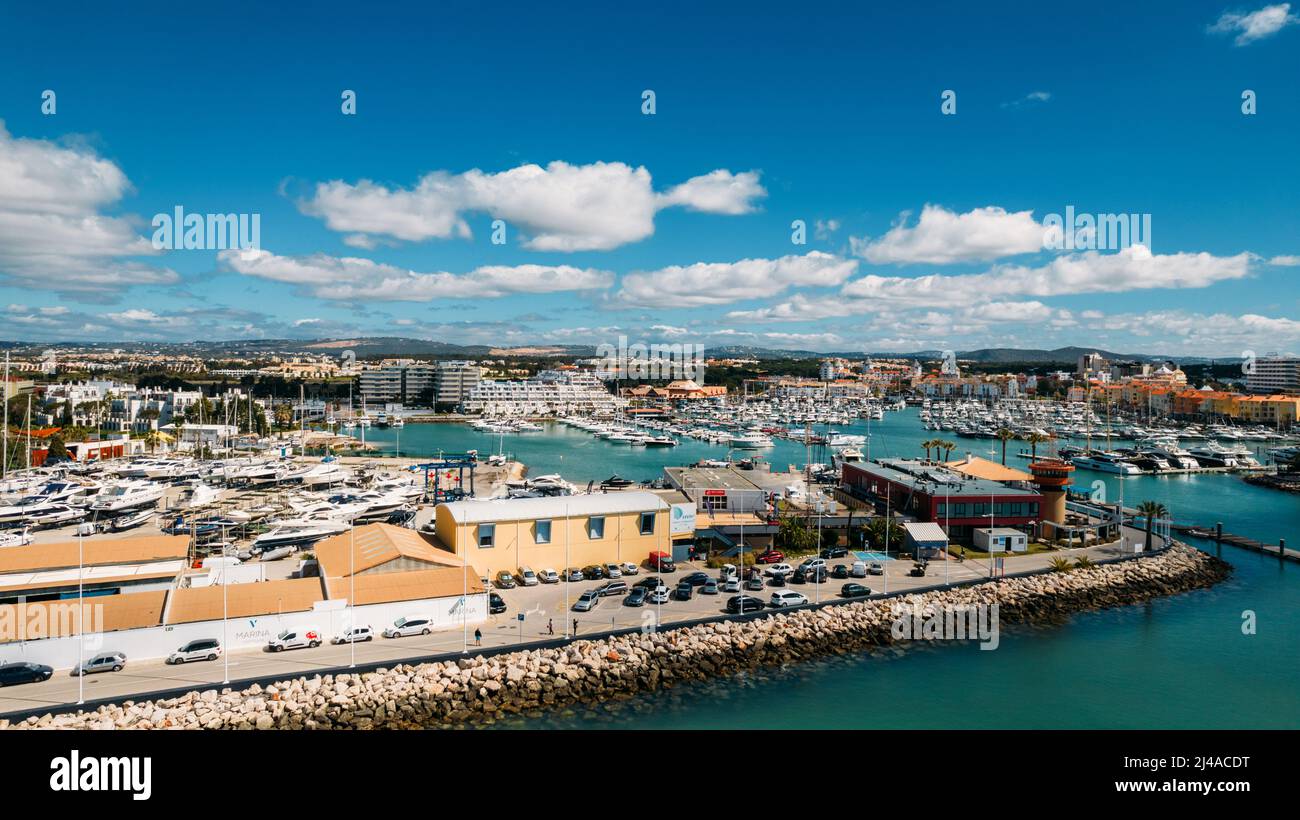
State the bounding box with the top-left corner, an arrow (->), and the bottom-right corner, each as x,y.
432,492 -> 671,577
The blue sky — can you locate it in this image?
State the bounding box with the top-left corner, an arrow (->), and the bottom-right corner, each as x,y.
0,0 -> 1297,356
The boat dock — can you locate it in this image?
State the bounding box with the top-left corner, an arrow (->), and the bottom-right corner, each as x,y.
1172,522 -> 1297,563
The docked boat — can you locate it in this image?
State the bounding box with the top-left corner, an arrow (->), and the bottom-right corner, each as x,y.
90,481 -> 165,513
252,519 -> 347,551
730,432 -> 775,449
0,527 -> 33,547
109,508 -> 155,532
1071,451 -> 1143,476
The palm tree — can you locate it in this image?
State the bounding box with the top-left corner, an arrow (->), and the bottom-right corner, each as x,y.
940,440 -> 956,462
1024,431 -> 1051,463
1136,500 -> 1169,551
142,430 -> 164,454
921,438 -> 940,461
995,427 -> 1016,465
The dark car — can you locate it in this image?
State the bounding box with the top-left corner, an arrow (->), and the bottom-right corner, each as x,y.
790,567 -> 808,584
581,565 -> 606,580
489,592 -> 507,614
840,583 -> 871,599
831,564 -> 850,579
726,595 -> 766,614
624,587 -> 648,607
681,571 -> 710,587
598,580 -> 629,597
807,566 -> 829,584
634,576 -> 665,591
820,545 -> 849,559
675,580 -> 694,601
0,661 -> 54,687
767,572 -> 786,587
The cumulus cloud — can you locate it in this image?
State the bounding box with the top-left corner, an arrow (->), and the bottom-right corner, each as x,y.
300,161 -> 765,252
218,248 -> 614,302
1001,91 -> 1052,109
850,204 -> 1047,264
1209,4 -> 1298,45
613,251 -> 857,308
0,122 -> 178,294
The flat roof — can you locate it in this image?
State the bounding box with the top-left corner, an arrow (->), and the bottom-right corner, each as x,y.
440,491 -> 668,525
946,454 -> 1031,482
903,522 -> 950,543
845,459 -> 1041,498
313,523 -> 465,578
0,590 -> 168,643
0,535 -> 189,575
165,577 -> 324,625
325,567 -> 484,606
665,466 -> 766,492
0,560 -> 185,595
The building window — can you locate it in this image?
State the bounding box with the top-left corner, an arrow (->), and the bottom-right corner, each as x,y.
588,516 -> 605,540
639,511 -> 655,536
478,523 -> 495,548
535,519 -> 552,544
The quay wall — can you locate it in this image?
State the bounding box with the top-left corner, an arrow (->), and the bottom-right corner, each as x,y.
1,544 -> 1229,730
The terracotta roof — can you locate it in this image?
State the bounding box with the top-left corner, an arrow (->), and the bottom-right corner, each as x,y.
0,590 -> 167,643
325,567 -> 484,605
947,454 -> 1032,483
312,523 -> 463,578
0,535 -> 189,575
165,577 -> 324,624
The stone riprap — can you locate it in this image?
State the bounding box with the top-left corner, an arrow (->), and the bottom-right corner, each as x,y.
1,544 -> 1229,730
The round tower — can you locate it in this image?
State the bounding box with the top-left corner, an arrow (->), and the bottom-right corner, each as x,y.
1028,458 -> 1074,530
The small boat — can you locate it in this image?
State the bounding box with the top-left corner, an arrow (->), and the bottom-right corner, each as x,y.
0,527 -> 33,548
600,475 -> 634,489
259,546 -> 295,561
109,509 -> 155,532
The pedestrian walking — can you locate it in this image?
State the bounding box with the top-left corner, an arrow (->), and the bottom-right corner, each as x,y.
572,618 -> 578,636
474,628 -> 482,646
547,618 -> 554,635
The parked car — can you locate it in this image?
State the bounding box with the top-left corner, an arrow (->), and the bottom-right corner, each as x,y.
717,563 -> 739,580
790,566 -> 809,584
495,571 -> 517,589
604,563 -> 623,578
726,595 -> 767,614
489,592 -> 507,614
804,566 -> 829,584
681,571 -> 710,587
770,590 -> 809,608
850,561 -> 869,578
767,572 -> 787,587
755,550 -> 785,564
635,576 -> 665,590
648,585 -> 671,604
763,563 -> 793,578
675,580 -> 694,601
518,566 -> 539,586
573,590 -> 600,611
799,558 -> 828,572
166,638 -> 221,665
868,562 -> 885,576
618,561 -> 640,576
268,628 -> 322,652
831,564 -> 850,579
722,578 -> 741,593
383,617 -> 431,638
564,567 -> 585,582
840,583 -> 871,599
625,587 -> 648,607
700,578 -> 720,595
581,565 -> 606,580
648,551 -> 676,572
332,625 -> 374,644
820,545 -> 849,559
538,568 -> 560,584
599,580 -> 629,597
0,661 -> 54,686
72,651 -> 126,676
745,575 -> 766,591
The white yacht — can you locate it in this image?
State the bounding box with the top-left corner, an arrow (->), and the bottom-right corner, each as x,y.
89,481 -> 166,513
251,519 -> 347,551
1071,451 -> 1143,476
298,461 -> 351,488
1139,438 -> 1200,470
730,432 -> 775,449
0,527 -> 33,548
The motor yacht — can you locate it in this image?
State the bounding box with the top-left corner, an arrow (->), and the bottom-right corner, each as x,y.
89,481 -> 165,513
1070,451 -> 1143,476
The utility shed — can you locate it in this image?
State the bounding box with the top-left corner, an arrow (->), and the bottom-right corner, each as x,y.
903,522 -> 950,559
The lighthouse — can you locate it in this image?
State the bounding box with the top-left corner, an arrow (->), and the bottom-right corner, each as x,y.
1028,458 -> 1074,534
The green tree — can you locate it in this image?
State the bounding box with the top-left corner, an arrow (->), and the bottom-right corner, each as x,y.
866,516 -> 904,552
995,427 -> 1017,465
1136,500 -> 1169,551
1024,431 -> 1051,463
776,513 -> 818,554
47,434 -> 69,460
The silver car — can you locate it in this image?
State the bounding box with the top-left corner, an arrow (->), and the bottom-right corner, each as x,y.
72,651 -> 126,676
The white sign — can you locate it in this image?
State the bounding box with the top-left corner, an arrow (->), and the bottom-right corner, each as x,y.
670,502 -> 697,535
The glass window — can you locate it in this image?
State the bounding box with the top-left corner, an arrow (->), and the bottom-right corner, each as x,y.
639,511 -> 655,536
535,519 -> 552,544
478,523 -> 495,548
588,516 -> 605,540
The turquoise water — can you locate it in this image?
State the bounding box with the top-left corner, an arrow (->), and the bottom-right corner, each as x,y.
360,411 -> 1299,729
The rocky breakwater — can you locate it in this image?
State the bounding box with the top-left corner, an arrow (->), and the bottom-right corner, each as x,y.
2,544 -> 1229,730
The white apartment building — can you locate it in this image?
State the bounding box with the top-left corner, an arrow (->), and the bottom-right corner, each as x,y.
1247,355 -> 1300,395
461,370 -> 623,415
358,361 -> 436,404
433,361 -> 482,406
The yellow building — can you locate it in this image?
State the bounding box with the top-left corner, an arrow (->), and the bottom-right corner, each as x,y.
432,492 -> 671,577
1235,395 -> 1300,426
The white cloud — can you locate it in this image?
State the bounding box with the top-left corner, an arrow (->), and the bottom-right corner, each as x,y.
218,248 -> 614,302
614,251 -> 857,308
851,204 -> 1047,264
1267,254 -> 1300,266
1209,4 -> 1298,45
301,161 -> 765,252
0,122 -> 177,294
1002,91 -> 1052,109
814,219 -> 841,240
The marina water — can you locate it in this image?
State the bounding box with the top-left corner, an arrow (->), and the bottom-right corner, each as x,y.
359,411 -> 1299,729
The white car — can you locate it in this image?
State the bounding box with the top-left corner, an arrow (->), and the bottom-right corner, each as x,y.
331,625 -> 374,644
166,638 -> 222,665
618,561 -> 640,576
538,568 -> 560,584
383,617 -> 432,638
721,578 -> 741,593
851,561 -> 869,578
867,563 -> 885,576
268,628 -> 322,652
718,563 -> 739,580
604,563 -> 623,578
770,590 -> 809,608
764,563 -> 793,577
518,567 -> 539,586
648,585 -> 671,604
